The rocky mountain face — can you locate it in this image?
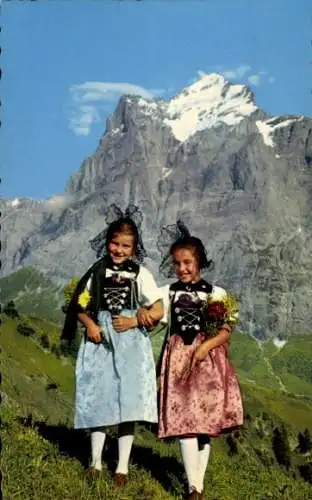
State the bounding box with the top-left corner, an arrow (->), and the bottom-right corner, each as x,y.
2,73 -> 312,338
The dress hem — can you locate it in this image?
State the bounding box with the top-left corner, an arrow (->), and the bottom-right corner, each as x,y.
75,417 -> 158,430
158,423 -> 243,439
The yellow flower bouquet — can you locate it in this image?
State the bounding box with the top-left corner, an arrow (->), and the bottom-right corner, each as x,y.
77,290 -> 91,310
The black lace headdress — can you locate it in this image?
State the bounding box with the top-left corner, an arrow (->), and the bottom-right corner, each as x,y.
157,219 -> 214,278
89,203 -> 147,262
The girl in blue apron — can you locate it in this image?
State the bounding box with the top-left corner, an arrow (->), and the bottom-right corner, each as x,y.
62,204 -> 163,485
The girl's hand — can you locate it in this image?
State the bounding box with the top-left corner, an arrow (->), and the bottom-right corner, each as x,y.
86,323 -> 103,344
191,342 -> 211,365
112,315 -> 137,332
181,342 -> 210,382
137,307 -> 155,328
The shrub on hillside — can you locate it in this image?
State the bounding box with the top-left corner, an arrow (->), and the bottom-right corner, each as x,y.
51,343 -> 61,358
17,320 -> 35,337
299,463 -> 312,485
46,382 -> 59,390
63,277 -> 80,306
272,425 -> 291,469
3,300 -> 20,319
255,447 -> 275,467
298,428 -> 312,454
40,333 -> 50,349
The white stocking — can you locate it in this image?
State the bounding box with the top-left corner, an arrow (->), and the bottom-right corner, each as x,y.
90,429 -> 106,471
179,437 -> 200,493
116,434 -> 134,474
197,438 -> 211,493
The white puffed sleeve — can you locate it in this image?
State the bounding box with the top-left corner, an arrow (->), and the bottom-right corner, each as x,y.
158,284 -> 170,324
210,285 -> 227,301
136,266 -> 164,307
210,285 -> 239,325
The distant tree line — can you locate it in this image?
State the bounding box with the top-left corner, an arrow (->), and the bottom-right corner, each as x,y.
224,414 -> 312,486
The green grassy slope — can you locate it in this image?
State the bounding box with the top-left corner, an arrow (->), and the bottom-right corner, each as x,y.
2,317 -> 74,423
3,402 -> 312,500
2,315 -> 312,499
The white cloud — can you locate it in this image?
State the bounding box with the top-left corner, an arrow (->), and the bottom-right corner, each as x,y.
247,74 -> 261,86
222,65 -> 251,80
69,81 -> 164,136
44,194 -> 75,210
187,70 -> 209,85
149,88 -> 169,96
197,69 -> 207,78
204,64 -> 275,88
69,104 -> 101,136
71,81 -> 155,103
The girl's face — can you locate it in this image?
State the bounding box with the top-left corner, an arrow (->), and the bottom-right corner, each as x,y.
172,247 -> 200,283
107,232 -> 135,264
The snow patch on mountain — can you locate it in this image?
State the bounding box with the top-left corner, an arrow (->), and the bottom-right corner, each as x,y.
136,98 -> 160,117
111,127 -> 121,135
256,121 -> 275,147
162,167 -> 173,179
256,116 -> 304,148
273,337 -> 287,349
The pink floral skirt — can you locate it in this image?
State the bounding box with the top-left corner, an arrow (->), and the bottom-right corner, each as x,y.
158,334 -> 244,438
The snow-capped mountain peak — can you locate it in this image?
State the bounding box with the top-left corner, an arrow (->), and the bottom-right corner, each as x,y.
164,73 -> 259,142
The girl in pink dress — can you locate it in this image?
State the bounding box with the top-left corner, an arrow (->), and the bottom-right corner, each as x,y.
157,221 -> 243,499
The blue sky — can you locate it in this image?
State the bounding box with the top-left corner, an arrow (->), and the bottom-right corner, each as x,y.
2,0 -> 312,199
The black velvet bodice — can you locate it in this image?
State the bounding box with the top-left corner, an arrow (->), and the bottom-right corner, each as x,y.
100,274 -> 136,314
169,279 -> 213,345
97,258 -> 140,314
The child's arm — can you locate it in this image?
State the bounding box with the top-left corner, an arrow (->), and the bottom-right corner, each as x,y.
200,324 -> 231,352
137,282 -> 169,329
111,315 -> 139,331
193,325 -> 231,364
78,312 -> 103,343
112,300 -> 164,332
182,325 -> 231,381
137,299 -> 164,329
112,267 -> 164,332
137,267 -> 165,328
